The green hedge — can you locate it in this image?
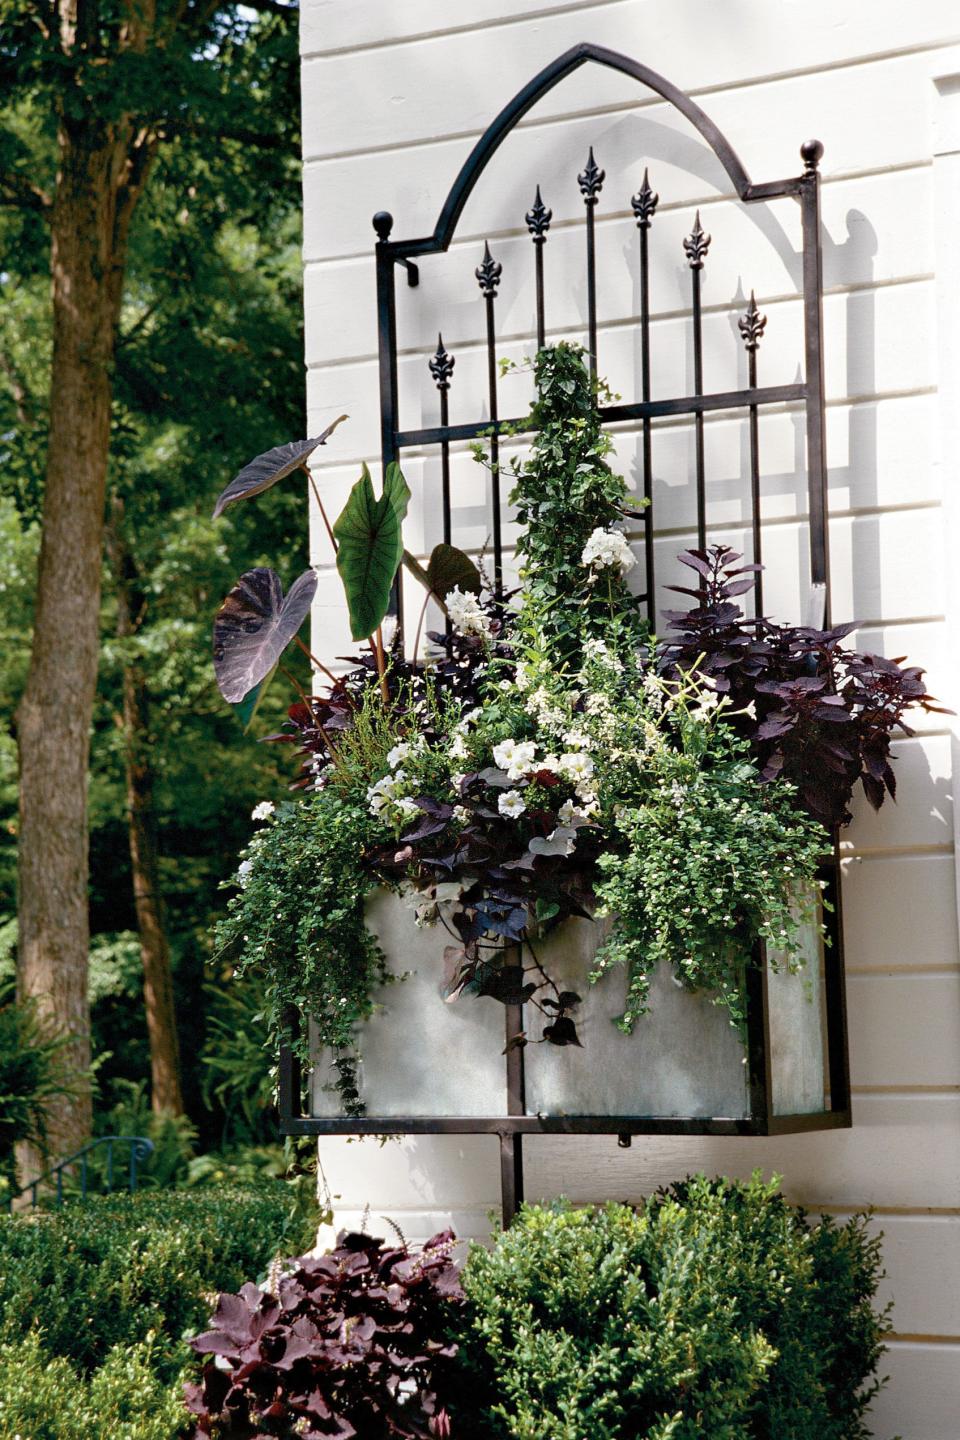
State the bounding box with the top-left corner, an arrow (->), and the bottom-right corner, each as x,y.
451,1174 -> 890,1440
0,1185 -> 297,1440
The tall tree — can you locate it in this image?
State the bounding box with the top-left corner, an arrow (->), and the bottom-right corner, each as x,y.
1,0 -> 302,1159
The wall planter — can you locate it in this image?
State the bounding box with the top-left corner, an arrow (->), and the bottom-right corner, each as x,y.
206,44 -> 941,1225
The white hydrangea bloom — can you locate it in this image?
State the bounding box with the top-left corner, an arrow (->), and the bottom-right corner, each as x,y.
581,526 -> 636,574
250,801 -> 275,821
498,790 -> 527,819
446,586 -> 492,639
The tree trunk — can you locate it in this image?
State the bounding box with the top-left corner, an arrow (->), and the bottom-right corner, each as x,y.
110,509 -> 184,1115
15,61 -> 155,1168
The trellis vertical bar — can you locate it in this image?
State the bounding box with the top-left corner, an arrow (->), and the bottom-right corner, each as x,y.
632,169 -> 659,625
476,241 -> 504,590
578,148 -> 605,379
429,334 -> 455,545
799,140 -> 830,619
822,841 -> 851,1117
373,211 -> 404,627
683,212 -> 711,550
739,291 -> 768,616
745,940 -> 772,1125
526,186 -> 552,352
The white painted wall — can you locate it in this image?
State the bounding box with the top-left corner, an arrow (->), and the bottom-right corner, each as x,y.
302,5 -> 960,1434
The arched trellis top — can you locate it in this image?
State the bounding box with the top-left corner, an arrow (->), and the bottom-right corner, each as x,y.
374,41 -> 813,259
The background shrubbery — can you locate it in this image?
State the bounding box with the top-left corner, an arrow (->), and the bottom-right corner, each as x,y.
0,1186 -> 299,1440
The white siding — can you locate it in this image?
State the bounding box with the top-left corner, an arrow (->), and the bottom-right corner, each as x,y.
302,6 -> 960,1433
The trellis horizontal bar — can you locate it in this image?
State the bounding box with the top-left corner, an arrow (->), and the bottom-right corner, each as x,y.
395,381 -> 807,449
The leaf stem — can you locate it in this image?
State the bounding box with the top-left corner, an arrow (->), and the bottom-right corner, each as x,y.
301,463 -> 338,556
372,626 -> 389,705
293,633 -> 339,690
411,589 -> 433,670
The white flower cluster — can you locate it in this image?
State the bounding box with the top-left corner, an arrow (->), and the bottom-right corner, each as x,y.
446,586 -> 492,639
582,635 -> 624,674
492,738 -> 537,780
250,801 -> 275,822
367,770 -> 419,823
581,526 -> 636,575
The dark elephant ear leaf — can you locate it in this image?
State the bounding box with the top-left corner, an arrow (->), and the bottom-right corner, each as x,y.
233,662 -> 278,732
211,415 -> 348,519
213,567 -> 318,703
425,543 -> 482,600
333,462 -> 411,641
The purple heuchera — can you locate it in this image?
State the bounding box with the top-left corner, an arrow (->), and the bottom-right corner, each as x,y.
184,1229 -> 463,1439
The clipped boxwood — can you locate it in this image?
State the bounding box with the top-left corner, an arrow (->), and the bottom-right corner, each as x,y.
450,1174 -> 890,1440
0,1186 -> 296,1381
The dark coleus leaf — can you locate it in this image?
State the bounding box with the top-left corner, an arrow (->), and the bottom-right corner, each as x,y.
211,417 -> 348,519
213,567 -> 317,704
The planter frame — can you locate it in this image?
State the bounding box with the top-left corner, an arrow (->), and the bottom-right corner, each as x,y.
280,43 -> 852,1223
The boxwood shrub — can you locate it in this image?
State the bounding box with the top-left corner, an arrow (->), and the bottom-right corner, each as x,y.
0,1186 -> 297,1385
450,1174 -> 891,1440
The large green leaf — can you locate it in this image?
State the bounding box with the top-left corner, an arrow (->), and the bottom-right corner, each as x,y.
425,543 -> 482,599
333,462 -> 411,640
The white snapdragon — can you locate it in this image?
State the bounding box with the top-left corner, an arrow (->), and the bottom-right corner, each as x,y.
492,738 -> 537,779
446,586 -> 492,639
581,526 -> 636,575
250,801 -> 275,822
498,790 -> 527,819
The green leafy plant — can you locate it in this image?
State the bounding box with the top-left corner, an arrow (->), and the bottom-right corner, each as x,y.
450,1176 -> 891,1440
0,981 -> 75,1192
334,461 -> 411,642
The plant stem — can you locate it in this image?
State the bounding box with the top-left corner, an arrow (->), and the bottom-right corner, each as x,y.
411,589 -> 433,670
301,463 -> 338,556
278,661 -> 313,713
372,626 -> 389,705
293,634 -> 340,690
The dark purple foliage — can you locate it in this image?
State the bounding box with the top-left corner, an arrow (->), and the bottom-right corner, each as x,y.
659,545 -> 946,825
184,1229 -> 463,1439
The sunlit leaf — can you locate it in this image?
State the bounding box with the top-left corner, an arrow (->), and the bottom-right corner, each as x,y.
213,567 -> 317,703
425,543 -> 482,599
211,415 -> 348,519
333,462 -> 410,641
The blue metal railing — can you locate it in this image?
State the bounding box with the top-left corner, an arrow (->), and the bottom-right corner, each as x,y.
6,1135 -> 154,1211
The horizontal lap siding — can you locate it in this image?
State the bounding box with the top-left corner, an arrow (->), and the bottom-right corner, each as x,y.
301,6 -> 960,1433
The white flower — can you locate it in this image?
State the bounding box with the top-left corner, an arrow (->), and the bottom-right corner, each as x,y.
237,860 -> 254,888
691,688 -> 721,719
493,738 -> 537,779
448,734 -> 469,762
396,796 -> 420,818
498,790 -> 527,819
541,754 -> 561,773
563,730 -> 591,751
515,665 -> 533,692
462,708 -> 482,726
446,586 -> 492,639
559,752 -> 595,784
742,700 -> 757,721
453,805 -> 471,823
250,801 -> 275,822
557,799 -> 581,825
387,742 -> 412,768
581,526 -> 636,575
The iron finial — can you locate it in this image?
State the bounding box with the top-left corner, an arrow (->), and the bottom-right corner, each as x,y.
631,167 -> 659,229
738,291 -> 767,352
429,332 -> 455,390
683,210 -> 711,270
578,146 -> 605,204
800,139 -> 824,173
525,184 -> 552,240
475,240 -> 502,297
372,211 -> 394,242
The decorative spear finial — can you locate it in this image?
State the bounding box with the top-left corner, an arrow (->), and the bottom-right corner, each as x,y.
738,291 -> 767,352
683,211 -> 711,270
577,146 -> 605,204
475,240 -> 502,297
631,168 -> 659,229
429,333 -> 455,390
525,184 -> 552,240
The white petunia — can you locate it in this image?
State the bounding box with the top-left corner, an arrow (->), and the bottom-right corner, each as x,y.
498,790 -> 527,819
386,742 -> 412,768
581,526 -> 636,575
557,799 -> 581,825
250,801 -> 275,822
559,752 -> 595,784
492,738 -> 537,779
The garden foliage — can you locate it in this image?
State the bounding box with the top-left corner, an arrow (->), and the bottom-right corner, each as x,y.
452,1176 -> 891,1440
186,1229 -> 462,1438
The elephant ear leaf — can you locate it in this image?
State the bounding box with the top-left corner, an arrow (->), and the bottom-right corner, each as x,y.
211,415 -> 348,519
213,567 -> 318,703
425,543 -> 482,600
333,462 -> 411,641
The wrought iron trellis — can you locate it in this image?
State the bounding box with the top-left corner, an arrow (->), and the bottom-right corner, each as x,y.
280,43 -> 851,1225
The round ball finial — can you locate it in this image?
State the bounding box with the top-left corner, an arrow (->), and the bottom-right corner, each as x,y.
372,211 -> 394,242
800,139 -> 824,172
